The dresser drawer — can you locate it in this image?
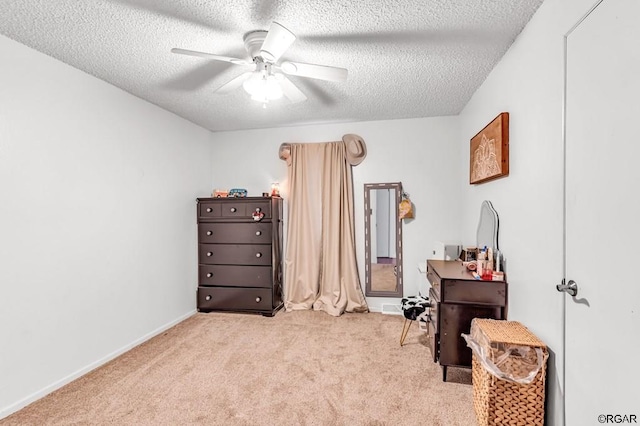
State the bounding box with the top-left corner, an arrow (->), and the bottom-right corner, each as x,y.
199,244 -> 272,266
197,286 -> 273,311
220,202 -> 246,217
245,200 -> 271,218
219,200 -> 272,219
199,265 -> 272,287
199,223 -> 272,244
199,202 -> 222,218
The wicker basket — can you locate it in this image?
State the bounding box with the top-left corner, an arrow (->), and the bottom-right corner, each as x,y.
470,319 -> 548,426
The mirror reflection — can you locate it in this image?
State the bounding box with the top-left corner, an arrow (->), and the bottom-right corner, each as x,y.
364,182 -> 403,297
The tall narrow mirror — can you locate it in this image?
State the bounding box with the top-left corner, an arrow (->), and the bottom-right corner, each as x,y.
477,200 -> 499,251
364,182 -> 403,297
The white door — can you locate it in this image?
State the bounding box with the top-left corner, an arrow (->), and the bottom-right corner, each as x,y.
565,0 -> 640,424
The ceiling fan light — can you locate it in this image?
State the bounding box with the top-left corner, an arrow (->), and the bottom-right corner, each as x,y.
243,73 -> 283,102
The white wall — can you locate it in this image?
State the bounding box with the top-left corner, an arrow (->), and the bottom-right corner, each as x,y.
209,117 -> 462,311
0,35 -> 211,417
458,0 -> 600,424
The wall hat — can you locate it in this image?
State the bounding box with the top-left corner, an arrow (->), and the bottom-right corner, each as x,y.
279,143 -> 292,165
342,134 -> 367,166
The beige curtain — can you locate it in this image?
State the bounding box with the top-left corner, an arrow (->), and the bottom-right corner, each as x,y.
284,141 -> 368,316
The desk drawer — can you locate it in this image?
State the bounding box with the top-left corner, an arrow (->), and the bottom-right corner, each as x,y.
427,319 -> 438,363
427,269 -> 441,297
428,288 -> 439,333
442,280 -> 506,305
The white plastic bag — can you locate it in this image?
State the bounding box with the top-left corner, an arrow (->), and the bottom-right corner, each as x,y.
462,333 -> 547,384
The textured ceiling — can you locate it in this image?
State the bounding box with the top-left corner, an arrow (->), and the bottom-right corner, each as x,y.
0,0 -> 544,132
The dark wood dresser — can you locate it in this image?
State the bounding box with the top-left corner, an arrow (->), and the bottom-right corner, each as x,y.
196,196 -> 283,316
426,259 -> 507,381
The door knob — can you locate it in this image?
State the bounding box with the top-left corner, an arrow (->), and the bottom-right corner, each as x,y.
556,279 -> 578,297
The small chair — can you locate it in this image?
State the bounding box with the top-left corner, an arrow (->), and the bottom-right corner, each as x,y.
400,295 -> 429,346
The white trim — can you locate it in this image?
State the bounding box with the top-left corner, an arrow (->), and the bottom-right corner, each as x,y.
0,310 -> 197,420
381,303 -> 403,315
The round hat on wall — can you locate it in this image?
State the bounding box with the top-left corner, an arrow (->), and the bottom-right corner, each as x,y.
342,134 -> 367,166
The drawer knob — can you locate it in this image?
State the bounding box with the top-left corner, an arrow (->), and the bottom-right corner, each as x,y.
205,295 -> 212,301
206,272 -> 213,278
255,231 -> 262,236
255,297 -> 262,303
230,207 -> 237,213
206,231 -> 212,236
206,207 -> 212,213
207,252 -> 213,257
256,252 -> 262,258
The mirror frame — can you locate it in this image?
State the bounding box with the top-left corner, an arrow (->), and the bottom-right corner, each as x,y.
364,182 -> 403,297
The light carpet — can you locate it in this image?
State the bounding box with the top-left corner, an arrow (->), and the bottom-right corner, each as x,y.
2,311 -> 474,425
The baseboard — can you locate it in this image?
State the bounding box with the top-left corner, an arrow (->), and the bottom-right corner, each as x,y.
381,303 -> 403,315
0,309 -> 196,420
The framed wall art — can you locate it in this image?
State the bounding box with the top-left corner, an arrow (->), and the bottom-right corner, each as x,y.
470,112 -> 509,184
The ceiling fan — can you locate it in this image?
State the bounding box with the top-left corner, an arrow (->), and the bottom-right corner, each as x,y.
171,22 -> 348,106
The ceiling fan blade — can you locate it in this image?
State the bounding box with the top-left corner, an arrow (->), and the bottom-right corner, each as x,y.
171,48 -> 251,66
277,75 -> 307,104
215,72 -> 253,94
279,61 -> 348,82
260,22 -> 296,63
110,0 -> 234,33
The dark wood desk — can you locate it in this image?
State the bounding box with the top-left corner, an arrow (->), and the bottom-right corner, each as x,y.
426,260 -> 508,381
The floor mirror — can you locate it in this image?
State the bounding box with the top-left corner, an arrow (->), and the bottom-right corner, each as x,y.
364,182 -> 403,297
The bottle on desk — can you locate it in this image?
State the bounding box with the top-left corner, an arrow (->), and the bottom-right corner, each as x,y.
477,247 -> 494,280
476,248 -> 486,278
